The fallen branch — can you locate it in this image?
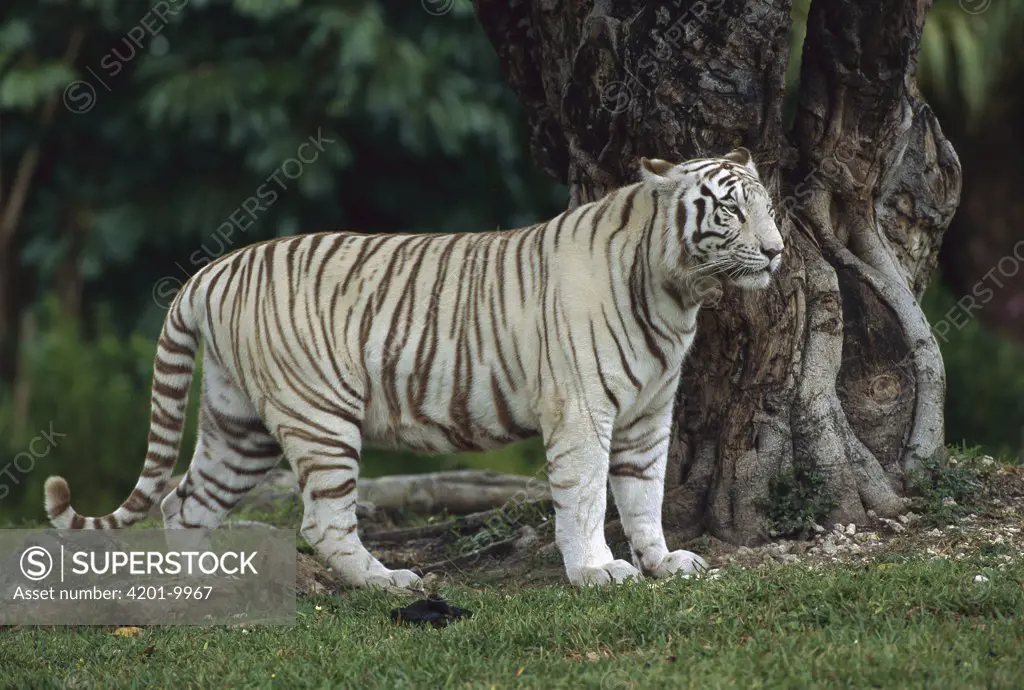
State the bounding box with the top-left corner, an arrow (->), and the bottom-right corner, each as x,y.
357,470 -> 549,515
153,469 -> 549,519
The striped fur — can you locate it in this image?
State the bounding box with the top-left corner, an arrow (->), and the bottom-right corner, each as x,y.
44,149 -> 783,589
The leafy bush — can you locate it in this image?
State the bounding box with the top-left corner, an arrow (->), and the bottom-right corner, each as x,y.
0,297 -> 200,522
907,445 -> 999,526
758,463 -> 839,538
921,280 -> 1024,462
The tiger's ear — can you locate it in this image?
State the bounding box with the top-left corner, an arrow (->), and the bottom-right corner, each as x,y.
639,157 -> 676,184
723,147 -> 758,175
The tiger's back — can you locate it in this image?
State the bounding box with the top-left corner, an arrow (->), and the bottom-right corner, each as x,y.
197,227 -> 552,455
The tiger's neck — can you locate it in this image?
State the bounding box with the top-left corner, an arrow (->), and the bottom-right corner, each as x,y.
603,182 -> 707,353
537,180 -> 708,350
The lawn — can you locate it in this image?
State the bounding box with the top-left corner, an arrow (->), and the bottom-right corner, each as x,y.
3,453 -> 1022,689
2,553 -> 1022,689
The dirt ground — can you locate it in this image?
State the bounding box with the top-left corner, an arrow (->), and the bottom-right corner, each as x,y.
279,463 -> 1024,595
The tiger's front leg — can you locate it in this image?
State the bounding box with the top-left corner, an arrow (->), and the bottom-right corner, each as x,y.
608,405 -> 708,579
542,399 -> 642,586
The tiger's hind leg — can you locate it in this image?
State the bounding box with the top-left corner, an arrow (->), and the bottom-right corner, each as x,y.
265,404 -> 424,594
161,355 -> 283,534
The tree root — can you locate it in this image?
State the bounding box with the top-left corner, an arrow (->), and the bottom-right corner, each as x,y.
813,207 -> 946,474
793,225 -> 907,521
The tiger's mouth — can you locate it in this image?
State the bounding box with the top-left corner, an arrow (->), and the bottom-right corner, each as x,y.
730,266 -> 773,290
690,254 -> 778,287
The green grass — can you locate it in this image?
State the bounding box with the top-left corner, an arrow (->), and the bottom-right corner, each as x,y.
908,444 -> 1002,527
2,555 -> 1022,689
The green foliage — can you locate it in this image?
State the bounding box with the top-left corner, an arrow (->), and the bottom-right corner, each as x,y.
921,279 -> 1024,459
758,462 -> 839,538
230,495 -> 304,529
918,1 -> 1024,128
2,0 -> 565,338
907,445 -> 1000,527
0,297 -> 201,522
363,438 -> 546,480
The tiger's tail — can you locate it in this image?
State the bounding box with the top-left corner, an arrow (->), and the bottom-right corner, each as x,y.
44,287 -> 200,529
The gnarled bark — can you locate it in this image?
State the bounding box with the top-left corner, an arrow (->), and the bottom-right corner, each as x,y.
475,0 -> 961,545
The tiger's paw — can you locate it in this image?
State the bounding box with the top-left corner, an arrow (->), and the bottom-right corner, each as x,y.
365,568 -> 425,594
646,549 -> 709,579
570,559 -> 644,587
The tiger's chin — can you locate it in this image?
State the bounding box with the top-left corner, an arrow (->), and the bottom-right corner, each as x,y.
731,270 -> 773,290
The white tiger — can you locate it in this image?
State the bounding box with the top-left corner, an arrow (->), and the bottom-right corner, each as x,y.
45,148 -> 783,590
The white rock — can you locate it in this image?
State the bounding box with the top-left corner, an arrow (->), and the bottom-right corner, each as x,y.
881,518 -> 906,534
813,523 -> 825,534
845,523 -> 857,536
973,574 -> 989,583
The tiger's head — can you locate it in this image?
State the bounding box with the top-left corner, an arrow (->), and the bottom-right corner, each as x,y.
639,148 -> 783,290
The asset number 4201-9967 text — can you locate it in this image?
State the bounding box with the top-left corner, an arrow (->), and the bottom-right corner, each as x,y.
125,586 -> 213,600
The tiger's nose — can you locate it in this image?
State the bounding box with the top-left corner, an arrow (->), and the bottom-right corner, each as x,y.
761,245 -> 783,261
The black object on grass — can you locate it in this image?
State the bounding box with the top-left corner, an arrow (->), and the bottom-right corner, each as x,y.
390,595 -> 473,628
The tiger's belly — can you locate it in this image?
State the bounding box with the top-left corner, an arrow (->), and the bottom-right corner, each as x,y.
360,412 -> 538,454
360,368 -> 539,454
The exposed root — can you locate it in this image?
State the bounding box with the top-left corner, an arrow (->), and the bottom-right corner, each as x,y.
811,204 -> 945,474
792,223 -> 905,520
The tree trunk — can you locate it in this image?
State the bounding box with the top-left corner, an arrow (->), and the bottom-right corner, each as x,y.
475,0 -> 961,544
54,205 -> 88,321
